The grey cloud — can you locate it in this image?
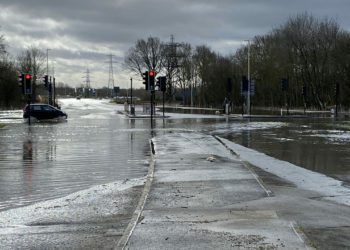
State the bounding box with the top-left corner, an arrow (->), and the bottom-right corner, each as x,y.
2,0 -> 350,87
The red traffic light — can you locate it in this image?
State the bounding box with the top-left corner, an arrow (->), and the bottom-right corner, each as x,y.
149,71 -> 155,77
25,74 -> 31,79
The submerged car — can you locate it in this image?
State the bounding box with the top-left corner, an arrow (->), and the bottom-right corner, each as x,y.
23,104 -> 67,120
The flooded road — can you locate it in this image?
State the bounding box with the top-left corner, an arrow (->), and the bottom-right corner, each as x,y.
0,99 -> 151,211
209,118 -> 350,184
1,99 -> 350,212
150,114 -> 350,185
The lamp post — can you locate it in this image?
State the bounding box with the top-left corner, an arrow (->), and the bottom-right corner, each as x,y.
245,40 -> 251,115
46,49 -> 51,75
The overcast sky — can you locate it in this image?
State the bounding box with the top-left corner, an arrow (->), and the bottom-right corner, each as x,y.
1,0 -> 350,89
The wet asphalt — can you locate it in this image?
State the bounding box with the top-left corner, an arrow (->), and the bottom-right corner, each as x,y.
118,132 -> 350,249
1,100 -> 350,249
2,130 -> 350,249
124,133 -> 311,249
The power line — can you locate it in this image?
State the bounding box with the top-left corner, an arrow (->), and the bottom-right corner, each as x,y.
107,53 -> 116,97
164,34 -> 184,68
82,68 -> 91,89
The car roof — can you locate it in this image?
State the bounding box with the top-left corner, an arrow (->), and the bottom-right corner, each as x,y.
29,104 -> 53,107
26,104 -> 58,109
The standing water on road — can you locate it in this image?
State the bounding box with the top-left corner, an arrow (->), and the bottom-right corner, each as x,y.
208,117 -> 350,185
1,100 -> 350,211
0,99 -> 150,211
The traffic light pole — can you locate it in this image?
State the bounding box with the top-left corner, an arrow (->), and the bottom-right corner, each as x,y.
163,91 -> 165,118
49,76 -> 53,106
27,96 -> 31,125
21,73 -> 33,125
150,91 -> 154,128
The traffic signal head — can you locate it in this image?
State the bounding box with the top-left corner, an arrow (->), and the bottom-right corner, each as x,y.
43,75 -> 49,88
142,71 -> 149,90
149,71 -> 155,89
160,77 -> 166,92
156,77 -> 160,88
156,76 -> 166,92
227,78 -> 232,93
242,76 -> 248,92
24,74 -> 32,95
302,84 -> 307,97
335,82 -> 340,98
281,78 -> 288,91
18,74 -> 25,94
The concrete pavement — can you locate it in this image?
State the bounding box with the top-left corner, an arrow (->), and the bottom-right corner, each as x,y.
122,133 -> 311,249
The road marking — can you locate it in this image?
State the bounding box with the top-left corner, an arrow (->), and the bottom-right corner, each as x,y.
213,135 -> 272,197
290,221 -> 312,250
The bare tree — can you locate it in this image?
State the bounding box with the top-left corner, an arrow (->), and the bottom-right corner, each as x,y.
0,34 -> 5,56
282,13 -> 340,109
17,46 -> 45,101
192,45 -> 217,106
124,37 -> 164,77
177,43 -> 193,104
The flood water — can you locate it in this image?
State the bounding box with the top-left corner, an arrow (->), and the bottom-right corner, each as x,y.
211,118 -> 350,184
1,99 -> 350,211
0,99 -> 151,211
154,114 -> 350,185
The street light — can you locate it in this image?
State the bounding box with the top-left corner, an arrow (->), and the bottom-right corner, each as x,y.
46,49 -> 51,76
245,40 -> 251,115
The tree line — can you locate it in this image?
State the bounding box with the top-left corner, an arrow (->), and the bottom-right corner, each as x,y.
0,31 -> 46,108
125,13 -> 350,110
1,12 -> 350,110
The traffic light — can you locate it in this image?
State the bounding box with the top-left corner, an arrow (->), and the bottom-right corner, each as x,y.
18,74 -> 24,93
43,75 -> 49,88
24,73 -> 32,95
227,78 -> 232,93
149,71 -> 155,90
156,76 -> 166,92
335,82 -> 340,98
281,78 -> 288,91
242,76 -> 248,92
302,83 -> 307,97
114,86 -> 120,95
142,71 -> 149,90
156,76 -> 161,88
160,77 -> 166,92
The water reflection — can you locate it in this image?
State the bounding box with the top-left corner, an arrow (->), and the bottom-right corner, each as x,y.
214,118 -> 350,184
2,101 -> 350,211
241,130 -> 251,148
22,139 -> 33,196
129,119 -> 135,142
0,100 -> 151,211
23,139 -> 33,162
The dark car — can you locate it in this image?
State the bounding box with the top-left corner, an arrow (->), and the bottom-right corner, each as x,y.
23,104 -> 67,120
